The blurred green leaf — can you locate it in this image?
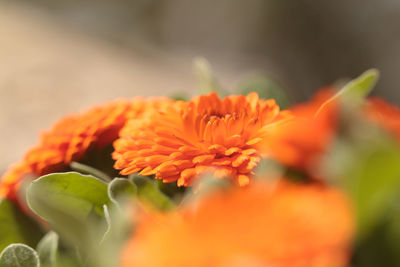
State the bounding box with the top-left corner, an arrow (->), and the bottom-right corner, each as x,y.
90,205 -> 133,267
193,57 -> 225,95
254,159 -> 284,180
386,201 -> 400,251
236,73 -> 290,108
129,175 -> 175,211
36,231 -> 58,267
155,180 -> 186,204
317,69 -> 379,116
86,205 -> 115,267
108,178 -> 137,207
349,140 -> 400,238
180,174 -> 233,207
101,205 -> 112,245
324,102 -> 400,266
329,128 -> 400,240
352,204 -> 400,267
193,174 -> 232,194
0,243 -> 39,267
170,92 -> 190,101
340,69 -> 380,99
0,199 -> 43,252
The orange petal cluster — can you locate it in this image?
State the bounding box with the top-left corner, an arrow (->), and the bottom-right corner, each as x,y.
0,98 -> 171,200
113,92 -> 290,186
121,180 -> 354,267
261,89 -> 337,172
0,162 -> 32,201
364,97 -> 400,141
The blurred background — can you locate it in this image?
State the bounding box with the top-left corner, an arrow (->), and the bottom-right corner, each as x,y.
1,0 -> 400,174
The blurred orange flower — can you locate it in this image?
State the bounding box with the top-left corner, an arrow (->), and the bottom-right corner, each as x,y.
261,89 -> 337,173
364,97 -> 400,141
121,180 -> 354,267
0,162 -> 32,201
0,98 -> 170,200
113,92 -> 290,186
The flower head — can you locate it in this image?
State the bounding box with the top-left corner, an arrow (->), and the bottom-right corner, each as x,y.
121,180 -> 354,267
113,92 -> 289,186
261,89 -> 337,173
0,98 -> 170,200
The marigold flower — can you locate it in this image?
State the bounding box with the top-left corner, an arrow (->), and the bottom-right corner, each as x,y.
261,89 -> 337,172
0,98 -> 170,200
113,92 -> 290,186
0,162 -> 32,201
364,97 -> 400,141
121,180 -> 354,267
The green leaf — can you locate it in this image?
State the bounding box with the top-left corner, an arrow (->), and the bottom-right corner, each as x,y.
193,57 -> 225,95
180,174 -> 232,207
0,199 -> 43,252
317,69 -> 380,116
27,172 -> 110,221
193,174 -> 232,194
99,205 -> 132,245
100,205 -> 112,245
26,172 -> 110,257
89,205 -> 132,267
85,205 -> 114,267
129,175 -> 175,211
347,139 -> 400,239
36,231 -> 58,267
70,162 -> 111,183
352,204 -> 400,267
254,159 -> 284,180
0,243 -> 39,267
236,73 -> 290,108
327,125 -> 400,240
107,178 -> 137,206
323,104 -> 400,266
169,92 -> 190,101
340,69 -> 380,99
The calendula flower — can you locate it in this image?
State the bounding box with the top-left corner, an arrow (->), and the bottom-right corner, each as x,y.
364,97 -> 400,141
0,162 -> 32,201
261,89 -> 337,172
0,98 -> 171,200
113,92 -> 290,186
121,180 -> 354,267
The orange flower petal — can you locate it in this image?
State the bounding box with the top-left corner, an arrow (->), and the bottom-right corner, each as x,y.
121,180 -> 354,267
1,97 -> 172,201
260,89 -> 337,173
114,93 -> 290,185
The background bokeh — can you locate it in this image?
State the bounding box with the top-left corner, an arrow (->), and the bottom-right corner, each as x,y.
1,0 -> 400,174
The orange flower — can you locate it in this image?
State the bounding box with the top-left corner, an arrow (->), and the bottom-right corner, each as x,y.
0,162 -> 32,201
0,98 -> 170,200
113,92 -> 290,186
364,97 -> 400,141
121,180 -> 354,267
261,89 -> 337,172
